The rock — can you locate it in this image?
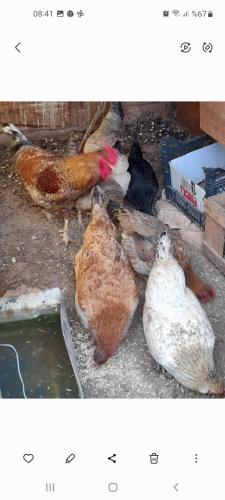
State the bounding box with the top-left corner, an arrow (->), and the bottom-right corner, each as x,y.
156,197 -> 192,229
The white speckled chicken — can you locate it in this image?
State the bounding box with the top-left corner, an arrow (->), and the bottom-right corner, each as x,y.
74,186 -> 138,365
143,232 -> 224,395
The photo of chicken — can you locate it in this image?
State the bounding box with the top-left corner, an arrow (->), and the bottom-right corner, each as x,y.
0,123 -> 118,247
143,232 -> 224,395
75,177 -> 125,227
115,208 -> 215,302
83,102 -> 124,153
0,101 -> 225,399
75,104 -> 130,225
75,141 -> 130,225
74,186 -> 138,365
126,141 -> 159,215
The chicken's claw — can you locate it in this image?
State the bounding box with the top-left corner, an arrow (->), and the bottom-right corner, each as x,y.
196,286 -> 216,303
58,219 -> 74,250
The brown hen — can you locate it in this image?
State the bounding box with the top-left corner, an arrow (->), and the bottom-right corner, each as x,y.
116,208 -> 215,303
74,186 -> 138,365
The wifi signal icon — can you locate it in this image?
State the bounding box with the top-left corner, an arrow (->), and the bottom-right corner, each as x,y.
172,10 -> 180,16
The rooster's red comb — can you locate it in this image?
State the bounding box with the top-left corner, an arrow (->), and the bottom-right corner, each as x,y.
103,146 -> 119,166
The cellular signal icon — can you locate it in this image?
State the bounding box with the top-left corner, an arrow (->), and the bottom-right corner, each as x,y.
172,10 -> 180,16
183,11 -> 189,17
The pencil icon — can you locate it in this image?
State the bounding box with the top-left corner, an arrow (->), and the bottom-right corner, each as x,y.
65,453 -> 75,464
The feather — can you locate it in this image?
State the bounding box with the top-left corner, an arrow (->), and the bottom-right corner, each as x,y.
143,232 -> 223,394
74,189 -> 138,364
36,167 -> 60,194
126,141 -> 159,215
116,208 -> 215,302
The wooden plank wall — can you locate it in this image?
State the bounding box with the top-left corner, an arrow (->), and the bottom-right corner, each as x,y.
0,102 -> 99,129
0,102 -> 173,129
175,102 -> 202,134
200,102 -> 225,146
176,102 -> 225,144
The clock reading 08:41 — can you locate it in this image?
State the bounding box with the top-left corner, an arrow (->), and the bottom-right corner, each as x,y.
33,10 -> 53,17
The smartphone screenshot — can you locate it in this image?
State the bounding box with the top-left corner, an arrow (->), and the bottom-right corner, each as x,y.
0,1 -> 225,499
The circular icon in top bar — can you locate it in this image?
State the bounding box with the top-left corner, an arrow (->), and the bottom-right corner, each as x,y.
67,10 -> 74,17
180,42 -> 191,53
202,42 -> 213,53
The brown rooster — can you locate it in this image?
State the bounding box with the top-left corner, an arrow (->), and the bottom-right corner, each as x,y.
74,186 -> 138,365
115,208 -> 215,303
0,123 -> 118,247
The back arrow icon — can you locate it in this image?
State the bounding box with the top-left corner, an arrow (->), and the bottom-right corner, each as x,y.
15,42 -> 21,53
174,483 -> 179,492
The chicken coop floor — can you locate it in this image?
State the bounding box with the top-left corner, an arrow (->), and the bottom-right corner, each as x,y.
1,118 -> 225,399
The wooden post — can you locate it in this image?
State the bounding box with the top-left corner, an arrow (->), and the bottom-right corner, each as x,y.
202,193 -> 225,275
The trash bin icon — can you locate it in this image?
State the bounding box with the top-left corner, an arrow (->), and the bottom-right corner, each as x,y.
149,453 -> 159,464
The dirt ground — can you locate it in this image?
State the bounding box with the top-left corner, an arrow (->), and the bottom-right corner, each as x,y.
1,117 -> 225,399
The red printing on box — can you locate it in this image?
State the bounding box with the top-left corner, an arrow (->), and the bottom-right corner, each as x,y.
180,186 -> 197,207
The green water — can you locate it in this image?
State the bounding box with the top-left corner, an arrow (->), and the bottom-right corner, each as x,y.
0,313 -> 81,399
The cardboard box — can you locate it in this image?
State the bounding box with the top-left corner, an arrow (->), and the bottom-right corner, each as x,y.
170,142 -> 225,213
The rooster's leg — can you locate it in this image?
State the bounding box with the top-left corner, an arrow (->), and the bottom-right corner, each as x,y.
44,210 -> 53,221
59,218 -> 74,250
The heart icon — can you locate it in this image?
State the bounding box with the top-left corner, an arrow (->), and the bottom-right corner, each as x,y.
23,454 -> 34,463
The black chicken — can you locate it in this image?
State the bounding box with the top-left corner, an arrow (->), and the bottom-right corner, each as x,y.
126,141 -> 159,215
